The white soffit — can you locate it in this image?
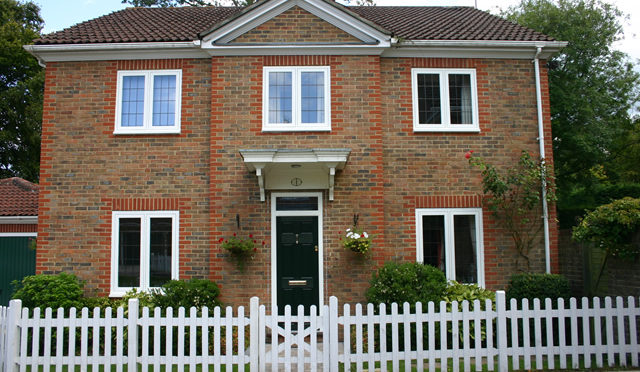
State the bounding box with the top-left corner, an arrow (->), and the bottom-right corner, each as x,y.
239,148 -> 350,202
201,0 -> 390,48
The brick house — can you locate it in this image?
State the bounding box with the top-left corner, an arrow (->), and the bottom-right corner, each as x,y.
25,0 -> 565,309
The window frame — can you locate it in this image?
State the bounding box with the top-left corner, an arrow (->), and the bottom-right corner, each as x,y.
110,210 -> 179,297
415,208 -> 485,286
262,66 -> 331,132
114,70 -> 182,135
411,68 -> 479,132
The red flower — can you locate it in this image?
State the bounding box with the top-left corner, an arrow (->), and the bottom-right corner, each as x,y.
253,247 -> 257,252
249,234 -> 253,238
253,240 -> 257,243
465,151 -> 472,159
218,237 -> 224,243
262,241 -> 266,245
233,233 -> 236,237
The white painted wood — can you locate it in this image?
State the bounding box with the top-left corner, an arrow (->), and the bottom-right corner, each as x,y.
249,298 -> 258,370
391,302 -> 400,372
427,301 -> 436,372
616,297 -> 626,367
522,298 -> 532,370
415,301 -> 424,372
379,303 -> 387,372
55,307 -> 64,372
127,299 -> 138,372
581,297 -> 591,369
544,298 -> 554,370
343,303 -> 351,371
628,297 -> 638,366
557,298 -> 568,369
495,291 -> 508,372
4,295 -> 640,371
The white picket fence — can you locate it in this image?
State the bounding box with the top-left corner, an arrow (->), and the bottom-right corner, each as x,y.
0,291 -> 638,371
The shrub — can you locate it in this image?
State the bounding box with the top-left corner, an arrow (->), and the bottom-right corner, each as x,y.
12,273 -> 84,313
366,262 -> 447,311
506,273 -> 571,304
443,281 -> 495,310
151,279 -> 222,311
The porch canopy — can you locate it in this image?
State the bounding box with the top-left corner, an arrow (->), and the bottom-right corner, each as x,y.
239,148 -> 350,202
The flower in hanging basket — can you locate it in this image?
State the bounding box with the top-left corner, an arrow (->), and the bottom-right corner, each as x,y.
221,235 -> 266,270
341,227 -> 372,254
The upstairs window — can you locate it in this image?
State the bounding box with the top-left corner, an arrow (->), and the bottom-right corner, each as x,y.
412,68 -> 479,132
263,66 -> 331,131
415,208 -> 484,286
115,70 -> 182,134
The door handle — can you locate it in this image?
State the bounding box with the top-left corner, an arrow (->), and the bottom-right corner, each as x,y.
314,245 -> 318,252
289,280 -> 307,286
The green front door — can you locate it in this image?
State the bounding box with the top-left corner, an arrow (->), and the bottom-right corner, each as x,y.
0,236 -> 36,305
276,216 -> 319,315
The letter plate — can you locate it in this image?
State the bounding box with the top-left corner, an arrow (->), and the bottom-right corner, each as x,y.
288,280 -> 307,286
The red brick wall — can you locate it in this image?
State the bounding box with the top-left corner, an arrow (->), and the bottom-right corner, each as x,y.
230,6 -> 360,44
37,59 -> 211,294
37,54 -> 559,303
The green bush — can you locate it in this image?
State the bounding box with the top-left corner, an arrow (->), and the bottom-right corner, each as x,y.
506,273 -> 571,304
151,279 -> 222,311
12,273 -> 84,313
366,262 -> 447,311
443,281 -> 495,310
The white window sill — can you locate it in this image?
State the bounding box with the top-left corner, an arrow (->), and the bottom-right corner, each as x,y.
262,126 -> 331,132
413,126 -> 480,133
113,128 -> 181,135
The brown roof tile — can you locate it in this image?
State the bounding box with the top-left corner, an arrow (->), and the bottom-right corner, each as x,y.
35,5 -> 553,45
0,178 -> 39,216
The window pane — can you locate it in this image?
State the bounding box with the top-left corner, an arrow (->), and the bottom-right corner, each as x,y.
150,217 -> 172,287
276,197 -> 318,211
118,218 -> 141,287
422,215 -> 446,273
453,214 -> 477,283
417,74 -> 441,124
121,76 -> 145,127
300,72 -> 324,123
449,74 -> 473,124
152,75 -> 177,127
268,72 -> 292,124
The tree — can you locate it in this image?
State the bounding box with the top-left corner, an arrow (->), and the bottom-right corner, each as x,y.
467,150 -> 556,271
0,0 -> 43,182
122,0 -> 374,8
504,0 -> 640,223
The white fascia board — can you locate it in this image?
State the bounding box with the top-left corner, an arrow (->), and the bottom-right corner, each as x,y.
203,0 -> 389,46
385,40 -> 567,59
24,42 -> 208,63
205,44 -> 388,56
0,216 -> 38,224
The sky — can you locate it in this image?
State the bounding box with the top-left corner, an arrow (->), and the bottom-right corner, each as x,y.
35,0 -> 640,62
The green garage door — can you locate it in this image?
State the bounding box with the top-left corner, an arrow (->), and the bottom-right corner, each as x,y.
0,236 -> 36,305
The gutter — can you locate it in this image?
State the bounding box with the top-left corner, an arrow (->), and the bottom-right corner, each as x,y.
533,46 -> 552,274
0,216 -> 38,224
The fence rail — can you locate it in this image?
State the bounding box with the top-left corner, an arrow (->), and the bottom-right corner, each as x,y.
1,291 -> 638,371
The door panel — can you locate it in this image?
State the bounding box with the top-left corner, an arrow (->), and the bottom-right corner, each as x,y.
0,237 -> 36,305
276,216 -> 318,315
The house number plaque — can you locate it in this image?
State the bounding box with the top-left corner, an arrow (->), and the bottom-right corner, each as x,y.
290,177 -> 303,186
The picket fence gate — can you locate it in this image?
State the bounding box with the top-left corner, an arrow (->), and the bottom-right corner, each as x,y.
1,291 -> 639,372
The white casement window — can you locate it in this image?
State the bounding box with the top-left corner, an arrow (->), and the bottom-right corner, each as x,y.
412,68 -> 479,132
110,211 -> 179,296
115,70 -> 182,134
262,66 -> 331,131
415,208 -> 484,286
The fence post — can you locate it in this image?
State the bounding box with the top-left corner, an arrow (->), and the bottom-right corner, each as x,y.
329,296 -> 339,372
496,291 -> 508,372
128,298 -> 139,372
4,300 -> 22,372
249,297 -> 259,370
